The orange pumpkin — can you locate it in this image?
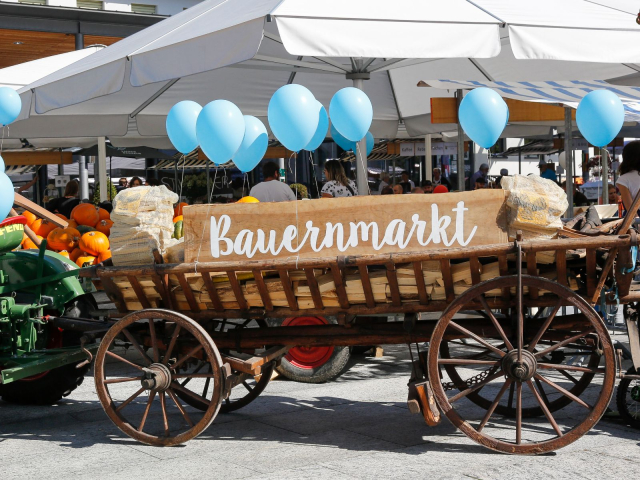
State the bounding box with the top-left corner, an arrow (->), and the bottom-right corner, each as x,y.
95,219 -> 114,236
55,213 -> 68,221
57,250 -> 70,258
71,203 -> 100,227
67,219 -> 78,229
69,248 -> 83,262
75,254 -> 96,268
173,215 -> 183,223
47,227 -> 81,251
95,250 -> 112,264
31,219 -> 57,237
174,202 -> 188,217
21,234 -> 43,250
97,208 -> 110,221
237,196 -> 260,203
23,211 -> 37,227
79,231 -> 110,256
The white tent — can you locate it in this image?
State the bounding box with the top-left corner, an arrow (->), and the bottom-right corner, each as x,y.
9,0 -> 640,196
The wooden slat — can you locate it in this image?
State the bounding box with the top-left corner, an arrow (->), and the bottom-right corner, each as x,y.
526,252 -> 538,299
14,193 -> 67,228
127,275 -> 152,309
201,271 -> 225,312
330,264 -> 350,309
177,273 -> 200,312
469,257 -> 481,285
498,254 -> 510,301
556,250 -> 568,286
358,265 -> 376,308
227,271 -> 249,310
99,275 -> 128,312
278,270 -> 299,311
413,261 -> 429,305
166,274 -> 178,310
150,274 -> 170,309
440,259 -> 455,302
385,263 -> 402,307
304,268 -> 325,310
586,248 -> 596,298
251,269 -> 274,311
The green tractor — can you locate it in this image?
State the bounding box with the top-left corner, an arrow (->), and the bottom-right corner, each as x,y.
0,215 -> 103,405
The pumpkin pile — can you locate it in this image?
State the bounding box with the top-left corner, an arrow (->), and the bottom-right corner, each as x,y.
172,202 -> 187,240
21,204 -> 113,267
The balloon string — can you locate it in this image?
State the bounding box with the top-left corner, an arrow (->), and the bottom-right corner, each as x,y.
178,154 -> 186,201
195,165 -> 219,271
309,151 -> 320,199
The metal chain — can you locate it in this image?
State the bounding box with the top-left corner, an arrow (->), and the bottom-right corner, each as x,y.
441,365 -> 500,391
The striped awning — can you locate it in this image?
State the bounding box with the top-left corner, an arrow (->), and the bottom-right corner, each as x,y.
6,165 -> 38,176
341,141 -> 416,163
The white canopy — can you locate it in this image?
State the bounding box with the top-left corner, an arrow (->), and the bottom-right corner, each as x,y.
7,0 -> 640,149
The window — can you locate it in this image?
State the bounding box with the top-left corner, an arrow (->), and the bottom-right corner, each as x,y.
18,0 -> 47,5
76,0 -> 103,10
131,3 -> 156,14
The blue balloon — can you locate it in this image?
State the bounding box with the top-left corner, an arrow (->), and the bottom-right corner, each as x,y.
577,90 -> 625,147
196,100 -> 245,165
0,87 -> 21,126
304,102 -> 329,151
166,101 -> 202,155
365,131 -> 374,156
0,156 -> 5,174
232,116 -> 268,173
331,123 -> 357,152
268,84 -> 318,152
329,87 -> 373,142
458,88 -> 509,149
0,173 -> 13,221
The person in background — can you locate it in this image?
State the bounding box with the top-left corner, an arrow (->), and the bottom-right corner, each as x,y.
433,185 -> 449,194
129,176 -> 143,188
249,161 -> 296,202
432,168 -> 451,190
46,179 -> 80,218
411,187 -> 424,194
469,163 -> 489,189
117,177 -> 128,191
421,180 -> 433,193
560,180 -> 589,206
538,159 -> 557,182
496,168 -> 509,188
146,178 -> 160,186
399,171 -> 415,193
392,184 -> 404,195
380,186 -> 394,195
609,184 -> 619,205
321,160 -> 358,198
378,173 -> 390,194
473,176 -> 487,190
615,140 -> 640,212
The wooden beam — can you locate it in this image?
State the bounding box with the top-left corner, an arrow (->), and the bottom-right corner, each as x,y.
430,97 -> 577,124
2,151 -> 72,166
197,146 -> 296,162
14,193 -> 68,228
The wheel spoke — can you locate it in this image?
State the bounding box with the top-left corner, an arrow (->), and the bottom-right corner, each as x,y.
120,328 -> 153,366
106,350 -> 145,371
438,358 -> 500,366
162,325 -> 182,366
534,374 -> 592,409
171,381 -> 211,406
537,363 -> 605,374
167,388 -> 195,427
115,387 -> 146,412
202,376 -> 212,398
447,321 -> 506,358
172,344 -> 204,371
104,376 -> 144,385
173,373 -> 216,379
148,319 -> 159,363
534,377 -> 551,408
516,382 -> 522,445
180,361 -> 206,387
527,299 -> 562,352
535,329 -> 595,358
138,391 -> 156,432
478,380 -> 512,432
159,392 -> 170,436
449,371 -> 504,404
479,295 -> 514,350
526,380 -> 563,437
242,381 -> 253,392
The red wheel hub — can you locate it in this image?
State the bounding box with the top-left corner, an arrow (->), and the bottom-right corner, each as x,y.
282,316 -> 334,369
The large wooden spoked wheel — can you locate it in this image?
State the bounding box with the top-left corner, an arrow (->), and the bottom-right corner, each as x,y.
94,309 -> 224,446
428,275 -> 615,455
177,318 -> 274,414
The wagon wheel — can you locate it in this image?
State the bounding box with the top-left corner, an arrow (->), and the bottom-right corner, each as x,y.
176,318 -> 274,413
428,275 -> 615,455
94,309 -> 224,446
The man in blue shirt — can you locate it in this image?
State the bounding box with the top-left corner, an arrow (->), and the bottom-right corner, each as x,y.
469,163 -> 489,190
538,159 -> 557,182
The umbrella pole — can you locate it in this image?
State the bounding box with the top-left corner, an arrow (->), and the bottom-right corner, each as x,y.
78,155 -> 89,201
97,136 -> 108,203
425,134 -> 432,181
456,89 -> 465,192
564,107 -> 574,217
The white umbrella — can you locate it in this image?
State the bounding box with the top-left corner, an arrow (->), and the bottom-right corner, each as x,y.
10,0 -> 640,196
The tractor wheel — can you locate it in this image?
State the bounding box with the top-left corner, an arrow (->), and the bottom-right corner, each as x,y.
0,295 -> 95,405
271,316 -> 350,383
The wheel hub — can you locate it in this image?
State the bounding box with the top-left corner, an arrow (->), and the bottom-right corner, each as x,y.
141,363 -> 173,392
631,385 -> 640,402
501,349 -> 537,382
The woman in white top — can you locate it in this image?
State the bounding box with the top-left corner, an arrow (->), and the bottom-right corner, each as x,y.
615,141 -> 640,212
321,160 -> 358,198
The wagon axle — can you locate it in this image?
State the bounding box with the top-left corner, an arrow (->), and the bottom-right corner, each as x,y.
502,350 -> 537,382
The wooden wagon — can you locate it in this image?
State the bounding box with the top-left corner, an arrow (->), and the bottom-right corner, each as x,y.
78,190 -> 640,455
